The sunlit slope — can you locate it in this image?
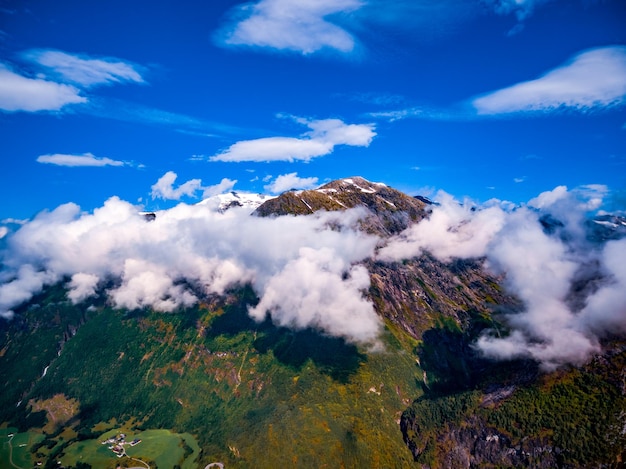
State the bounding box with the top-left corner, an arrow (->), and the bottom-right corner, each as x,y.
1,285 -> 423,468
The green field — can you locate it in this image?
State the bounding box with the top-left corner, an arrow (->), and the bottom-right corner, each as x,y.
61,429 -> 201,469
1,427 -> 44,469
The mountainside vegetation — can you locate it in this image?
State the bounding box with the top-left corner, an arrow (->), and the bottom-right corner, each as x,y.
1,178 -> 624,468
1,284 -> 423,468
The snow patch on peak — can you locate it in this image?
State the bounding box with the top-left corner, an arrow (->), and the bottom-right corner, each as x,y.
341,177 -> 378,194
199,191 -> 275,213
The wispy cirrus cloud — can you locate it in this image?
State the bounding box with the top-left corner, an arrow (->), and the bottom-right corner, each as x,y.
82,97 -> 250,137
366,106 -> 461,122
264,172 -> 319,194
482,0 -> 551,35
211,117 -> 376,163
217,0 -> 363,54
2,48 -> 245,138
472,46 -> 626,115
23,49 -> 145,88
484,0 -> 549,21
366,46 -> 626,123
36,152 -> 127,167
1,49 -> 144,113
0,64 -> 86,112
365,104 -> 476,122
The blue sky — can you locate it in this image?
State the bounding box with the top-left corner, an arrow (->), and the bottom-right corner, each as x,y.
1,0 -> 625,220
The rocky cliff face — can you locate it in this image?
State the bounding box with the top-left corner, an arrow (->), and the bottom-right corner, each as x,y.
255,177 -> 515,340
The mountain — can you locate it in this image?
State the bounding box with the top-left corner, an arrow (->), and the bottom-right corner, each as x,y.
254,177 -> 429,236
0,177 -> 624,469
588,214 -> 626,242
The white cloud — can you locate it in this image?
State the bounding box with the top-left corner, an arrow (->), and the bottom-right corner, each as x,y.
110,259 -> 198,313
0,49 -> 146,113
36,152 -> 126,167
0,227 -> 8,239
212,137 -> 331,163
477,207 -> 599,369
211,118 -> 376,162
0,265 -> 58,319
578,238 -> 626,337
202,178 -> 238,198
527,185 -> 569,209
264,172 -> 319,194
0,64 -> 86,112
1,218 -> 27,225
249,247 -> 380,341
219,0 -> 363,54
378,191 -> 507,262
0,197 -> 381,343
151,171 -> 238,201
473,46 -> 626,115
67,272 -> 99,304
151,171 -> 204,200
380,185 -> 624,369
24,49 -> 145,88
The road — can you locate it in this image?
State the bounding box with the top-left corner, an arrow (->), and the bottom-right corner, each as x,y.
6,433 -> 24,469
128,457 -> 150,469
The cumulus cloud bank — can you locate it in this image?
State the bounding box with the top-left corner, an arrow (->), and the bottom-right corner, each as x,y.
0,197 -> 381,344
1,180 -> 623,360
218,0 -> 363,54
380,185 -> 626,369
211,117 -> 375,163
473,46 -> 626,115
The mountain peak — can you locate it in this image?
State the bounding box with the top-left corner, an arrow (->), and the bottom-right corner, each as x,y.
254,176 -> 429,236
318,176 -> 387,194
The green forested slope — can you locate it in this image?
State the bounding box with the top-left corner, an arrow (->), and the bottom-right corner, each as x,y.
1,285 -> 423,468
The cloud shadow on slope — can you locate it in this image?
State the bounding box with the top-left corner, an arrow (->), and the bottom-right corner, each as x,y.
206,285 -> 366,383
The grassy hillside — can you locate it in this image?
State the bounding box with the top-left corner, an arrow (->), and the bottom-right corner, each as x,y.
1,284 -> 424,468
